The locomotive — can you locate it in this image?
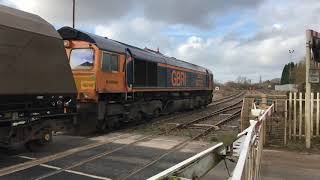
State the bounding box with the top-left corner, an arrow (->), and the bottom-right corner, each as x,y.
58,27 -> 214,133
0,6 -> 77,148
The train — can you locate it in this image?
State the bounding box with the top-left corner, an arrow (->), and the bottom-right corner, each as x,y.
58,27 -> 214,133
0,5 -> 214,147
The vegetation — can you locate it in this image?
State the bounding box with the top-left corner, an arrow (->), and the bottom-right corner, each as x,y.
280,59 -> 306,90
280,62 -> 295,84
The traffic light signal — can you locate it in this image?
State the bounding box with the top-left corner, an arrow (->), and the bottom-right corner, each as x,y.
312,36 -> 320,62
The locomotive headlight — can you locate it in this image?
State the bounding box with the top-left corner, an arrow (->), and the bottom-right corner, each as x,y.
79,93 -> 89,99
64,40 -> 70,48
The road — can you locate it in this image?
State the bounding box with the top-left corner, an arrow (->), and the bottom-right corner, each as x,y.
261,149 -> 320,180
0,133 -> 213,180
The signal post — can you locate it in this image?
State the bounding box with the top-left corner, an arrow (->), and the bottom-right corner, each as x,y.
305,29 -> 320,148
306,30 -> 312,149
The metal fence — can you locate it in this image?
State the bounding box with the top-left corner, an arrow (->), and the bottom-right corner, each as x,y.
148,104 -> 274,180
231,104 -> 273,180
286,92 -> 320,142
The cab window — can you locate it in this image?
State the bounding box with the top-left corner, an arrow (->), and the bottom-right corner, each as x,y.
70,49 -> 95,70
102,52 -> 119,72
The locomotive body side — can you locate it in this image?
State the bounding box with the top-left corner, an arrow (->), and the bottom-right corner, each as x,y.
59,27 -> 213,133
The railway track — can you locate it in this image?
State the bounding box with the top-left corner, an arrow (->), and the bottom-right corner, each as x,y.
146,91 -> 245,128
212,91 -> 246,106
171,99 -> 242,130
121,109 -> 242,180
0,91 -> 245,179
42,99 -> 243,179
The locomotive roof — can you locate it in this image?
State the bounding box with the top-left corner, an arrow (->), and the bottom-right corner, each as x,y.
0,5 -> 61,39
58,27 -> 211,73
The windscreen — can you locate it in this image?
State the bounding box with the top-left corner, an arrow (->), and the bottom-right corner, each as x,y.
70,49 -> 94,70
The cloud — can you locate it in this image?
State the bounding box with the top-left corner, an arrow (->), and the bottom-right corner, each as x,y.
4,0 -> 266,28
142,0 -> 265,28
94,18 -> 175,55
2,0 -> 320,83
4,0 -> 136,26
175,32 -> 304,82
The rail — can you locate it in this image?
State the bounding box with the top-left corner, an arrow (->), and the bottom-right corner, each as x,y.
212,91 -> 246,106
148,104 -> 274,180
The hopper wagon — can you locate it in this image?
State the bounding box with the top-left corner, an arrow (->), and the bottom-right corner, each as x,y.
0,6 -> 77,148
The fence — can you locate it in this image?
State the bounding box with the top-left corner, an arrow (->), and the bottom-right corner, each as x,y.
286,92 -> 320,142
231,104 -> 273,180
148,104 -> 274,180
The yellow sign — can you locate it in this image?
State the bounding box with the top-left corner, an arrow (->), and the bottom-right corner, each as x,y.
80,81 -> 95,90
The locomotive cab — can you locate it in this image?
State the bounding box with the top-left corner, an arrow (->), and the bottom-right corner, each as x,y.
65,43 -> 99,102
64,40 -> 126,102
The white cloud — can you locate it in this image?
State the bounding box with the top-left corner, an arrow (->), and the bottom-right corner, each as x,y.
94,18 -> 175,56
2,0 -> 320,83
4,0 -> 136,26
174,30 -> 305,82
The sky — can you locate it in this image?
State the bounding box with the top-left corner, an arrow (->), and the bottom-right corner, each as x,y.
1,0 -> 320,83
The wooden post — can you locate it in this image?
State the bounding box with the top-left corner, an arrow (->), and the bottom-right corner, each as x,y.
311,92 -> 314,137
299,92 -> 303,139
289,92 -> 292,139
317,92 -> 320,136
305,92 -> 308,139
284,99 -> 288,145
293,92 -> 297,140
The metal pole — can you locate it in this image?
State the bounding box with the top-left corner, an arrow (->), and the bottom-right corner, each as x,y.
289,50 -> 294,83
305,30 -> 312,149
72,0 -> 75,28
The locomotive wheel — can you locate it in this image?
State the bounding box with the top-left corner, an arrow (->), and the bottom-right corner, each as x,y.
153,108 -> 161,118
97,120 -> 108,133
107,118 -> 120,130
135,111 -> 143,122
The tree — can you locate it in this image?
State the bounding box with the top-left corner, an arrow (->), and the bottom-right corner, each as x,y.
293,58 -> 306,90
281,64 -> 289,84
281,62 -> 296,84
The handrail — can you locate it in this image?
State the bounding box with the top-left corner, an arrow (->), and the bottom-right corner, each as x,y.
230,104 -> 274,180
148,104 -> 274,180
147,143 -> 224,180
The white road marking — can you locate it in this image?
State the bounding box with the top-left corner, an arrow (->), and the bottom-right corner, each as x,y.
39,164 -> 60,170
18,156 -> 36,160
18,155 -> 111,180
65,170 -> 112,180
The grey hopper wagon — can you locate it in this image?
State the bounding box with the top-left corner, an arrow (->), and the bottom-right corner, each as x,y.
0,5 -> 77,148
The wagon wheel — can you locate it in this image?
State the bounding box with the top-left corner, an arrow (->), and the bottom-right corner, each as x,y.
25,130 -> 53,152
